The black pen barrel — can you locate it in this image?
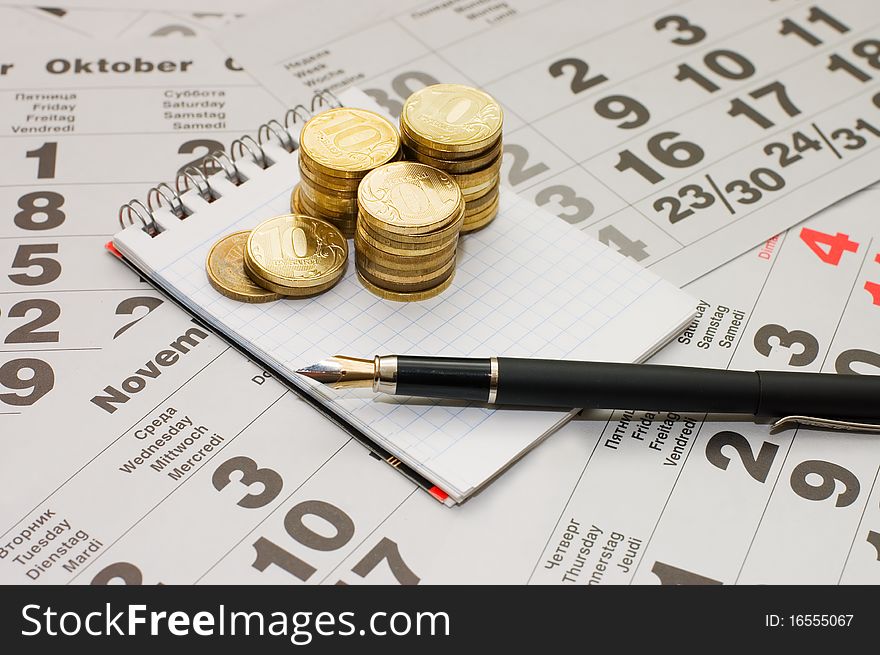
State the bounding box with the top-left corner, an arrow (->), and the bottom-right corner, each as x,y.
756,370 -> 880,419
495,359 -> 761,413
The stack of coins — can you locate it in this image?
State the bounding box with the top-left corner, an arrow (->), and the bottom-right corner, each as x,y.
400,84 -> 503,233
206,214 -> 348,302
292,107 -> 401,238
356,161 -> 464,301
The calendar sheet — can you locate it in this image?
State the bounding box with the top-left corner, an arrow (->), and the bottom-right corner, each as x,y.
224,0 -> 880,286
2,186 -> 877,584
0,37 -> 280,418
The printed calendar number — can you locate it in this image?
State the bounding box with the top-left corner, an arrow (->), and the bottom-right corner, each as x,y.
704,430 -> 862,510
799,228 -> 859,265
14,191 -> 65,231
90,561 -> 145,585
113,296 -> 163,339
780,6 -> 849,47
654,15 -> 707,47
364,71 -> 440,118
548,57 -> 608,95
834,348 -> 880,375
651,560 -> 720,585
753,323 -> 819,367
727,81 -> 801,130
597,225 -> 650,262
8,244 -> 61,286
0,357 -> 54,407
790,459 -> 860,508
675,49 -> 756,94
250,498 -> 418,585
534,185 -> 594,224
178,139 -> 224,176
827,39 -> 880,83
25,142 -> 58,180
503,144 -> 549,185
594,95 -> 651,130
212,455 -> 283,509
2,299 -> 60,344
705,430 -> 779,484
615,131 -> 705,185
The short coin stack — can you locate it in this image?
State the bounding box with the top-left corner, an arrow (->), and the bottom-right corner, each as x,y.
206,214 -> 348,302
400,84 -> 503,233
356,161 -> 464,301
293,107 -> 400,238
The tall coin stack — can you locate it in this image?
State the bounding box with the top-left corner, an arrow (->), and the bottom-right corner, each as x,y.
400,84 -> 503,233
293,107 -> 401,238
356,161 -> 464,301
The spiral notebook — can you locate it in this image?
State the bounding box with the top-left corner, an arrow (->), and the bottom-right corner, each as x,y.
109,87 -> 696,504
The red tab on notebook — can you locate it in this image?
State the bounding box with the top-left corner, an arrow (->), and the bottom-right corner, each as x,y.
428,486 -> 449,502
105,241 -> 123,259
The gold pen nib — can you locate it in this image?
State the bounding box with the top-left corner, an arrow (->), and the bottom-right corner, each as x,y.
295,355 -> 375,389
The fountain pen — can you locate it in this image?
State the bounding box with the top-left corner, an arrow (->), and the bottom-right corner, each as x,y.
296,355 -> 880,431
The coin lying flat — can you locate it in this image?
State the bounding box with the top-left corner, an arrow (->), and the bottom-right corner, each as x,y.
401,84 -> 503,154
300,107 -> 400,177
245,214 -> 348,297
206,231 -> 282,303
358,161 -> 463,236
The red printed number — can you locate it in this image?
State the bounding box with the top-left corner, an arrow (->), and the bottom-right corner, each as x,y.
799,228 -> 859,265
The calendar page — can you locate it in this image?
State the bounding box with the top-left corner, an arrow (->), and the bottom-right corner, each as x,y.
0,37 -> 282,418
2,187 -> 876,584
224,0 -> 880,286
0,6 -> 245,42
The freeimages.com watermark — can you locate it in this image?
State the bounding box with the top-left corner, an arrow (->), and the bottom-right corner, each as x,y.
20,603 -> 451,645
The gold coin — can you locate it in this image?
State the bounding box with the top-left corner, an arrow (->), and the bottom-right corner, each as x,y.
358,207 -> 463,246
299,180 -> 359,212
206,231 -> 282,303
450,156 -> 501,189
402,138 -> 502,173
355,236 -> 457,272
401,84 -> 503,154
299,159 -> 362,193
356,219 -> 457,257
357,258 -> 455,292
300,107 -> 400,178
245,214 -> 348,295
461,195 -> 499,233
358,161 -> 463,236
464,182 -> 499,213
357,269 -> 454,302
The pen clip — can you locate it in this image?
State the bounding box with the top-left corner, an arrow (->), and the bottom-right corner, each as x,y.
771,415 -> 880,434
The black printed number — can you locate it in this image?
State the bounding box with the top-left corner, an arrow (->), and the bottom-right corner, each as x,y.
212,455 -> 283,509
0,358 -> 54,406
113,296 -> 163,339
753,323 -> 819,367
178,139 -> 224,176
705,430 -> 779,483
91,562 -> 144,585
364,71 -> 440,118
4,299 -> 60,344
9,244 -> 61,286
790,460 -> 860,508
654,15 -> 707,46
26,142 -> 58,179
14,191 -> 65,231
549,57 -> 608,94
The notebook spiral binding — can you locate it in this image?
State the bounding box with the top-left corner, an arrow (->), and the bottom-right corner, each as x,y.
117,89 -> 342,237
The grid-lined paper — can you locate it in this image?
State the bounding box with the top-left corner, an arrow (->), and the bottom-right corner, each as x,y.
114,92 -> 695,502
